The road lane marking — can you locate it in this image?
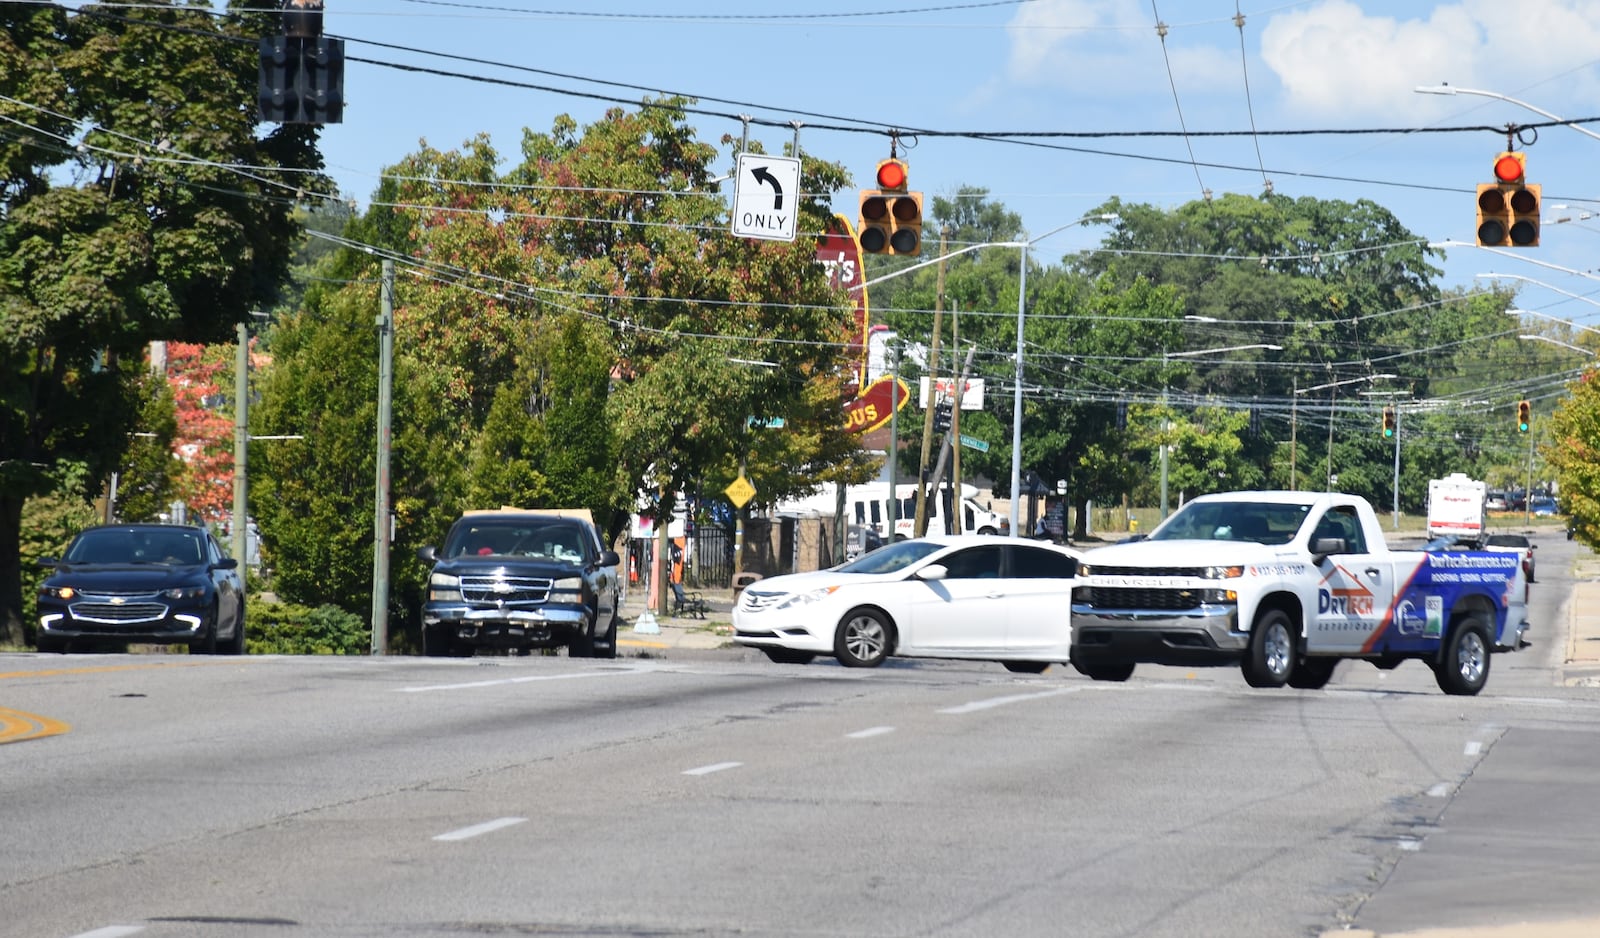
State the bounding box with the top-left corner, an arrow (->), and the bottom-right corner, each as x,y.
1427,782 -> 1452,798
0,707 -> 71,745
433,817 -> 527,842
69,927 -> 145,938
846,726 -> 895,739
1464,740 -> 1483,756
937,687 -> 1080,714
399,666 -> 661,693
683,761 -> 742,776
0,661 -> 212,681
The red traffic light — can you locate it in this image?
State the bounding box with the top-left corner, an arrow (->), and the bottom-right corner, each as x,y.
1494,152 -> 1525,184
876,159 -> 908,191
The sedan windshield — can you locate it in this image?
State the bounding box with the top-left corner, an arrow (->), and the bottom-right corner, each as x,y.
66,528 -> 204,565
834,539 -> 945,574
1149,501 -> 1310,545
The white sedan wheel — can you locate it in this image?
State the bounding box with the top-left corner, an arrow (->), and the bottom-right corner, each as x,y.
835,609 -> 891,668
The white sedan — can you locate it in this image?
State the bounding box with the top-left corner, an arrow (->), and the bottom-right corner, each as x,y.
732,535 -> 1081,671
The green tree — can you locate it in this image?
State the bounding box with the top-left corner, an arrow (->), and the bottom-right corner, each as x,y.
115,369 -> 181,523
0,2 -> 324,644
1546,371 -> 1600,546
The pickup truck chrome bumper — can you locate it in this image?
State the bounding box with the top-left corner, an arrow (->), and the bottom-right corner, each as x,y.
1070,604 -> 1248,666
423,603 -> 587,647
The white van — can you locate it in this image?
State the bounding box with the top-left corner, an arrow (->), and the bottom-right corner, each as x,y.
775,482 -> 1005,541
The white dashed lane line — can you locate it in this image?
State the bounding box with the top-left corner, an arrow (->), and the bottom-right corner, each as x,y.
1427,782 -> 1452,798
846,726 -> 896,739
433,817 -> 528,842
69,928 -> 144,938
937,686 -> 1081,714
683,761 -> 743,776
1465,740 -> 1484,756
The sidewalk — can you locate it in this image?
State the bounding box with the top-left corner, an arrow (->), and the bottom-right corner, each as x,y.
1563,548 -> 1600,686
615,584 -> 741,654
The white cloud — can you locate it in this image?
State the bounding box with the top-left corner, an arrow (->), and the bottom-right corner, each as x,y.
1004,0 -> 1150,84
1261,0 -> 1600,119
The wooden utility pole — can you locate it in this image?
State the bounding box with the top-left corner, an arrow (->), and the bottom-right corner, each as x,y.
913,229 -> 949,537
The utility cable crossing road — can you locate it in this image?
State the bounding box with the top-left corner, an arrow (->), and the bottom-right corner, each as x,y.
4,538 -> 1600,938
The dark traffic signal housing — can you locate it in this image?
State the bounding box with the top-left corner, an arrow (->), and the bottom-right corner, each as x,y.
858,159 -> 922,256
1517,399 -> 1531,432
258,35 -> 344,124
1476,151 -> 1539,247
1382,407 -> 1396,438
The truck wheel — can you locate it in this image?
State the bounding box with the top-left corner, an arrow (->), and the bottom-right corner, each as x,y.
1435,617 -> 1491,696
1073,661 -> 1134,682
568,624 -> 595,658
1287,658 -> 1336,689
1242,609 -> 1295,688
593,611 -> 619,660
422,625 -> 462,657
1002,661 -> 1050,674
834,608 -> 892,668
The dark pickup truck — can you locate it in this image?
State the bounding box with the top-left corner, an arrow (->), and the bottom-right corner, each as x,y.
418,509 -> 622,658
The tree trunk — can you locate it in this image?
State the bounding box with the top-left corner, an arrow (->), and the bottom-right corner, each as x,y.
1072,493 -> 1090,541
0,494 -> 27,647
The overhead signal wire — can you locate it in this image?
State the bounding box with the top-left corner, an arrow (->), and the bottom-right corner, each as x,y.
1232,3 -> 1271,194
1149,2 -> 1208,200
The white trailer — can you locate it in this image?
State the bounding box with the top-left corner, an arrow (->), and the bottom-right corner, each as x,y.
1427,473 -> 1488,544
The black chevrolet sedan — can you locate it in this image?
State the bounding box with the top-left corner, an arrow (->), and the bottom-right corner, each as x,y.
35,524 -> 245,654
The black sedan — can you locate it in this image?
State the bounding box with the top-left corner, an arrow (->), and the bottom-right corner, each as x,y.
35,523 -> 246,654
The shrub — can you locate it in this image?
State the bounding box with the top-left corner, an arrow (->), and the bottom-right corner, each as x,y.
247,601 -> 368,655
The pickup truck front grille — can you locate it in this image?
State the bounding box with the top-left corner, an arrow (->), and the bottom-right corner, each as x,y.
1091,566 -> 1205,578
459,575 -> 552,605
1078,586 -> 1205,611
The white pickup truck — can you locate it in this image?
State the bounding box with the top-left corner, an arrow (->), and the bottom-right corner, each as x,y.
1070,491 -> 1529,695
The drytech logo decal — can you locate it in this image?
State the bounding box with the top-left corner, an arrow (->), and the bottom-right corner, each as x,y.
1318,565 -> 1375,616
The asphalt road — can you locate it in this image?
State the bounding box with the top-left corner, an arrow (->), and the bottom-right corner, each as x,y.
2,536 -> 1597,938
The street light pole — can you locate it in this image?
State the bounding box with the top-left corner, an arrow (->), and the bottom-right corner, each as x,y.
1009,238 -> 1028,538
1414,85 -> 1600,144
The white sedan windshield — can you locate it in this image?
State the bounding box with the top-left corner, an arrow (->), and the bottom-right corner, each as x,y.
835,540 -> 945,574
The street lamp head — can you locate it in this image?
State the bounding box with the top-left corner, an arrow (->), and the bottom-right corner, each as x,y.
1414,84 -> 1456,96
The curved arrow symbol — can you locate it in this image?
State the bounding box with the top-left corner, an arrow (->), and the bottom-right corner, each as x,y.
750,166 -> 783,210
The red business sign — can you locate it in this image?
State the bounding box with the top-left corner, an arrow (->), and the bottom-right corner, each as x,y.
816,214 -> 871,389
843,376 -> 910,434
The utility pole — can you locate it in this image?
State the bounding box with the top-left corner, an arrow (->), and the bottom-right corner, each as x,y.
370,259 -> 394,655
232,322 -> 249,570
913,229 -> 949,537
924,345 -> 977,533
948,301 -> 962,533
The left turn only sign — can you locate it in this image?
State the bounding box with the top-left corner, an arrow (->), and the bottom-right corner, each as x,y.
731,153 -> 801,242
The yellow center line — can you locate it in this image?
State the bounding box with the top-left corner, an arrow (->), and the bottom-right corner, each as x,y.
0,707 -> 71,744
0,660 -> 211,681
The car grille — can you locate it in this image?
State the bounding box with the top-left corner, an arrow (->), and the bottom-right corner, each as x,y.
1078,587 -> 1205,611
70,601 -> 169,623
460,575 -> 552,606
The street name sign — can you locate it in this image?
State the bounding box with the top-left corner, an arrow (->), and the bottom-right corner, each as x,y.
732,153 -> 801,242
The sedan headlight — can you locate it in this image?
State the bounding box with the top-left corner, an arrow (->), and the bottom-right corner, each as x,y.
160,585 -> 207,600
429,571 -> 462,602
775,585 -> 840,610
39,585 -> 76,600
1201,565 -> 1244,580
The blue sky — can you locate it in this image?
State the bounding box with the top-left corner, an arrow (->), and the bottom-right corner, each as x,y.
314,0 -> 1600,328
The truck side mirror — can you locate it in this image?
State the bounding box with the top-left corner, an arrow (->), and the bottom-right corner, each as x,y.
1310,536 -> 1345,559
417,545 -> 438,564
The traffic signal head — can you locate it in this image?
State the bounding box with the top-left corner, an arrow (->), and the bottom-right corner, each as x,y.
933,399 -> 952,433
1381,407 -> 1396,438
1476,151 -> 1539,247
258,36 -> 300,123
857,159 -> 922,256
1517,399 -> 1531,432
